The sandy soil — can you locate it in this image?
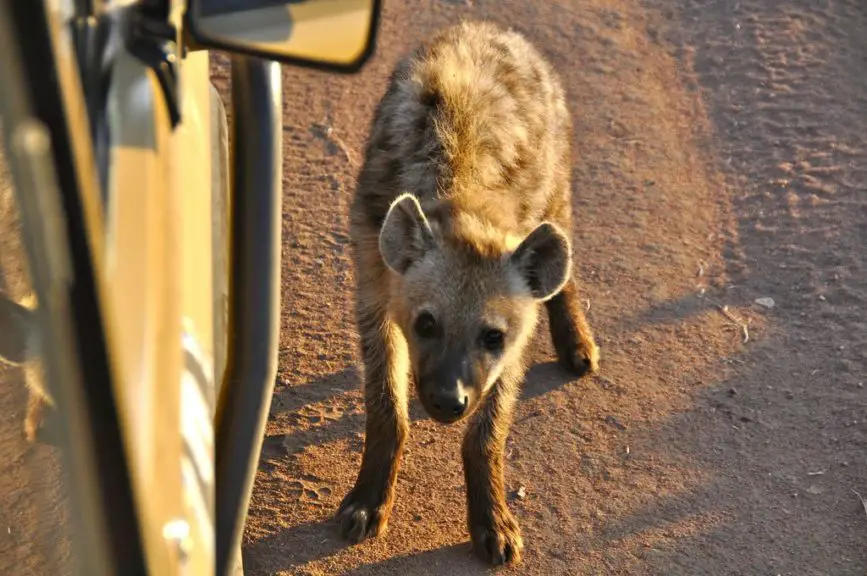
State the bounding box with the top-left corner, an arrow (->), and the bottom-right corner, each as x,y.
207,0 -> 867,574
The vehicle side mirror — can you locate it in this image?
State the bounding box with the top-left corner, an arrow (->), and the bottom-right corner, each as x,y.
185,0 -> 381,72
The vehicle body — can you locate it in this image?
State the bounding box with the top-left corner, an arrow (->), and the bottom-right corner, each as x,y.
0,1 -> 380,575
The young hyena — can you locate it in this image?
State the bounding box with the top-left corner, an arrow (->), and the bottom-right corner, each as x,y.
338,21 -> 599,565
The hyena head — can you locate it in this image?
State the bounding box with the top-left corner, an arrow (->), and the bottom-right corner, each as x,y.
378,193 -> 572,424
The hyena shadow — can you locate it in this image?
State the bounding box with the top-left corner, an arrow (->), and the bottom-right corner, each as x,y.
0,292 -> 31,365
262,364 -> 455,469
521,360 -> 581,401
261,357 -> 585,468
518,289 -> 721,403
259,367 -> 366,468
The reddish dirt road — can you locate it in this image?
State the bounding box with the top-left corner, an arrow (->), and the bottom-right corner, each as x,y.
210,0 -> 867,574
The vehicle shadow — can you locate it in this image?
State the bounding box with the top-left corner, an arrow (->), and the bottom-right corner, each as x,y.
344,544 -> 487,576
243,518 -> 490,576
242,518 -> 348,574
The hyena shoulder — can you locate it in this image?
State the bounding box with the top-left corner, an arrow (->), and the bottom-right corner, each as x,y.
352,21 -> 572,238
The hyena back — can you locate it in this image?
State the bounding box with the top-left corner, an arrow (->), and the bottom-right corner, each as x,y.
339,21 -> 599,566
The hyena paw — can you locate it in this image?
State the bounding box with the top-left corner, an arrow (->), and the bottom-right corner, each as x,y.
560,338 -> 599,377
23,396 -> 46,443
23,416 -> 40,443
336,488 -> 390,543
470,509 -> 523,566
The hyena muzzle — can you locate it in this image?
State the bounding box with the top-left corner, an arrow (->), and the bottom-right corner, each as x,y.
337,21 -> 599,566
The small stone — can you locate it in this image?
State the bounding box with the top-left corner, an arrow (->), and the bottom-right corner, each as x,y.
604,415 -> 627,431
755,297 -> 775,309
806,485 -> 824,495
818,294 -> 826,301
516,486 -> 527,500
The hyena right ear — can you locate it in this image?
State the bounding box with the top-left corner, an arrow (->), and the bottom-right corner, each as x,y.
379,193 -> 435,274
510,222 -> 573,301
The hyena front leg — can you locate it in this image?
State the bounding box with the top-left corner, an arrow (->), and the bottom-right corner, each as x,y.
462,372 -> 523,566
337,295 -> 410,542
23,389 -> 46,443
546,277 -> 600,376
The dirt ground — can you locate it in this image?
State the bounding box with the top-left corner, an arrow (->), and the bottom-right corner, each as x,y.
0,141 -> 72,574
208,0 -> 867,574
0,0 -> 864,574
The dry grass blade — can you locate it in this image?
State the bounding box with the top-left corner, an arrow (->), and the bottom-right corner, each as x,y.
322,124 -> 358,169
853,489 -> 867,518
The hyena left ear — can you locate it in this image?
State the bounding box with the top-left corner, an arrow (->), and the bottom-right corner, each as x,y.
379,193 -> 435,274
510,222 -> 573,301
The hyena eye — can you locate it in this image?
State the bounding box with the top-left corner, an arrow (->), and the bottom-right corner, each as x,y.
481,328 -> 505,352
414,312 -> 438,339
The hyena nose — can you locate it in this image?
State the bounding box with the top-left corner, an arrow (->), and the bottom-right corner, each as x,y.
429,391 -> 469,417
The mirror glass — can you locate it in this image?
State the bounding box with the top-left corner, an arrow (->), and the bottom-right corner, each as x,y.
192,0 -> 377,68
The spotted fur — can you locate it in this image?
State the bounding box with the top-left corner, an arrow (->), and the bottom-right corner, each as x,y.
338,21 -> 599,566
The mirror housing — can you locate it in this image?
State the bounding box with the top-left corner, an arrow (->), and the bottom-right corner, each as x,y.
184,0 -> 381,73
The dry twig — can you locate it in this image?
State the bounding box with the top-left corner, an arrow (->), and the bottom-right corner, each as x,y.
704,296 -> 750,343
322,125 -> 358,169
